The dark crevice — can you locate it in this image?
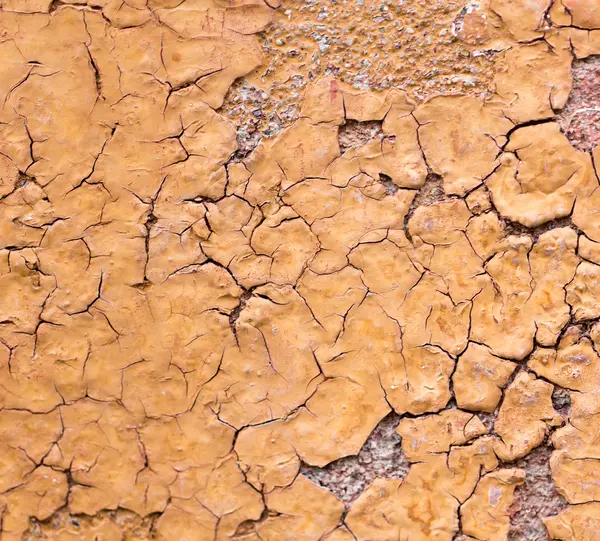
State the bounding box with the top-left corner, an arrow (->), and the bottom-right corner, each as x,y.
84,44 -> 103,101
501,117 -> 555,149
378,173 -> 398,195
233,503 -> 272,538
551,386 -> 571,418
500,214 -> 581,240
228,287 -> 262,346
141,211 -> 157,284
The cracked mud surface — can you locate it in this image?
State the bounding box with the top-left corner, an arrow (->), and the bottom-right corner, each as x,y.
1,0 -> 600,540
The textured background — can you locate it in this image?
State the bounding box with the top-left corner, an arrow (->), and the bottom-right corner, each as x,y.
0,0 -> 599,539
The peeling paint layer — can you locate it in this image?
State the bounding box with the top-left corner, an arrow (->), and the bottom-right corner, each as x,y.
1,1 -> 600,540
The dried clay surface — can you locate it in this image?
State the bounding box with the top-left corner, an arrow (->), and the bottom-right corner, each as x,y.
1,0 -> 600,540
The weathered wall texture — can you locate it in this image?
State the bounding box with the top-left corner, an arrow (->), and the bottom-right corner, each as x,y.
0,0 -> 600,539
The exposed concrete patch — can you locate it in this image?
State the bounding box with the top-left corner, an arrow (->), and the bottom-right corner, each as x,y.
231,126 -> 264,163
221,0 -> 503,141
301,413 -> 409,504
337,120 -> 383,153
222,82 -> 301,162
557,55 -> 600,153
508,440 -> 569,541
253,0 -> 499,97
